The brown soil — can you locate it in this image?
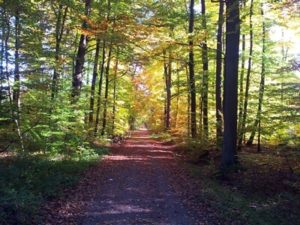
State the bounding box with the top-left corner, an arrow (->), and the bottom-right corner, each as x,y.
42,130 -> 219,225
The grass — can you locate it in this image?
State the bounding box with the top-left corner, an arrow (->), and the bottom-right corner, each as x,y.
182,146 -> 300,225
150,131 -> 173,142
0,147 -> 109,225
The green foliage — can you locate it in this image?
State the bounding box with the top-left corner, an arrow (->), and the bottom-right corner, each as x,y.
150,131 -> 172,142
0,147 -> 108,225
185,154 -> 300,225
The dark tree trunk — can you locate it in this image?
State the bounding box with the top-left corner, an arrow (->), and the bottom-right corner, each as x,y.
237,0 -> 247,149
188,0 -> 197,138
71,0 -> 92,100
94,0 -> 111,134
215,1 -> 224,148
4,13 -> 10,98
174,61 -> 180,128
201,0 -> 209,139
238,0 -> 254,148
221,0 -> 240,169
4,10 -> 24,152
163,49 -> 171,130
51,5 -> 68,100
0,10 -> 4,104
84,53 -> 92,124
94,41 -> 106,135
13,8 -> 21,116
101,42 -> 113,136
89,40 -> 101,124
112,49 -> 119,134
167,49 -> 172,129
247,3 -> 266,146
186,65 -> 191,137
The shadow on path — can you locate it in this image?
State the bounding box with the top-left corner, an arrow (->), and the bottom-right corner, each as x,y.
80,130 -> 193,225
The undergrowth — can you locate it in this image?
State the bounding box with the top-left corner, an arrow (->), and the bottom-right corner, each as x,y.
184,147 -> 300,225
150,132 -> 173,142
0,146 -> 109,225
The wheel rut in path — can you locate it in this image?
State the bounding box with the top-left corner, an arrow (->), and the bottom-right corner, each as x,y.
80,130 -> 195,225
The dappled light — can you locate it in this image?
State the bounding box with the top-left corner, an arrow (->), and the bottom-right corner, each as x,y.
0,0 -> 299,224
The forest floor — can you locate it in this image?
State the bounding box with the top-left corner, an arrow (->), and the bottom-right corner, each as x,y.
2,130 -> 299,224
42,130 -> 221,225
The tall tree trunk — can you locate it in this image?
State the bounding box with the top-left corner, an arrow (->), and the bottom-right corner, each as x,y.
221,0 -> 240,169
101,42 -> 113,136
94,41 -> 106,135
215,1 -> 224,148
4,11 -> 24,152
84,54 -> 92,124
237,0 -> 247,149
72,33 -> 79,77
13,8 -> 21,117
188,0 -> 197,138
4,13 -> 10,102
71,0 -> 92,100
163,49 -> 171,130
280,31 -> 288,103
201,0 -> 209,139
0,10 -> 4,105
247,3 -> 266,146
238,0 -> 254,148
94,0 -> 111,134
51,5 -> 68,100
112,49 -> 119,134
186,65 -> 191,137
89,40 -> 101,124
174,61 -> 180,128
167,49 -> 172,130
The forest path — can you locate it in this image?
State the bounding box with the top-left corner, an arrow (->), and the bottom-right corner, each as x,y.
80,130 -> 194,225
44,130 -> 217,225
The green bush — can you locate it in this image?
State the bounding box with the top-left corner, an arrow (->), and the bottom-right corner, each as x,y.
0,146 -> 108,225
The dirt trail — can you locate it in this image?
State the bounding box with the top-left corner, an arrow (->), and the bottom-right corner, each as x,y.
44,130 -> 216,225
82,130 -> 195,225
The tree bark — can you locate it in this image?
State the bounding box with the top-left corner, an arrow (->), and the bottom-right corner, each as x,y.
163,49 -> 171,130
247,3 -> 266,146
4,11 -> 24,152
101,42 -> 113,136
89,40 -> 101,124
221,0 -> 240,169
51,4 -> 68,100
238,0 -> 254,148
237,0 -> 247,149
201,0 -> 209,139
188,0 -> 197,138
94,41 -> 106,135
174,61 -> 180,128
215,1 -> 224,148
13,7 -> 21,117
71,0 -> 92,100
0,9 -> 4,105
112,49 -> 119,134
186,65 -> 191,137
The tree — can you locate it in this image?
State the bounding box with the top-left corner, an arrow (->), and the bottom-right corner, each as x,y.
13,6 -> 20,116
188,0 -> 197,138
221,0 -> 240,168
71,0 -> 92,100
238,0 -> 254,149
215,1 -> 224,148
163,49 -> 171,130
247,2 -> 266,148
200,0 -> 209,139
101,41 -> 113,135
94,41 -> 106,135
51,3 -> 68,100
89,39 -> 100,124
